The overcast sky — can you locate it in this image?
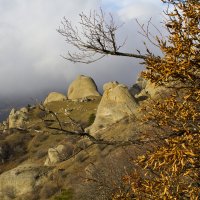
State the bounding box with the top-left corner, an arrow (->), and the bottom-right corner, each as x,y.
0,0 -> 164,102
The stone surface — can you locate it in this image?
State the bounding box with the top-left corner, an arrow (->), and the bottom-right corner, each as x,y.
44,144 -> 73,166
129,75 -> 164,99
86,82 -> 138,134
0,163 -> 49,199
44,92 -> 67,105
8,108 -> 28,129
103,81 -> 118,91
129,84 -> 142,97
67,75 -> 100,100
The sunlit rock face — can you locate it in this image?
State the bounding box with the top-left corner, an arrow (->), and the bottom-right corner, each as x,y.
44,144 -> 74,166
8,108 -> 28,129
44,92 -> 67,105
86,81 -> 138,134
0,163 -> 49,199
67,75 -> 101,100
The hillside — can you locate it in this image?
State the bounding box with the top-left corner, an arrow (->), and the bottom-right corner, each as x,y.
0,0 -> 199,199
0,74 -> 199,200
0,75 -> 159,199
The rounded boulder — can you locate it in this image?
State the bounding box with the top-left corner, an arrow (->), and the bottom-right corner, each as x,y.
67,75 -> 100,100
44,92 -> 67,105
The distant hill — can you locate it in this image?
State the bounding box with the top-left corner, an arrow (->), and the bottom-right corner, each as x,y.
0,95 -> 46,122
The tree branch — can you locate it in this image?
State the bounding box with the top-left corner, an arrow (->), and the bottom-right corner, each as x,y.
38,104 -> 154,147
57,9 -> 147,63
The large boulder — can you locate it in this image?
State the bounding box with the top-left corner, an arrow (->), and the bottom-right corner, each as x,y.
0,163 -> 49,199
86,82 -> 138,134
44,92 -> 67,105
8,108 -> 28,129
44,144 -> 74,166
67,75 -> 100,100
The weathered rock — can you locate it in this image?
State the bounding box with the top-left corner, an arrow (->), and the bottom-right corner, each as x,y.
20,107 -> 28,113
44,144 -> 73,166
103,81 -> 118,91
44,92 -> 67,105
0,163 -> 49,199
86,82 -> 138,134
129,76 -> 147,97
8,108 -> 28,129
67,75 -> 100,100
129,75 -> 164,100
136,76 -> 148,89
129,83 -> 142,97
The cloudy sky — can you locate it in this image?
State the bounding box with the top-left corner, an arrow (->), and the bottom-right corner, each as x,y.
0,0 -> 164,103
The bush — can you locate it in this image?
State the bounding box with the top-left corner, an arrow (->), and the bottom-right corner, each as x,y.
40,182 -> 59,199
87,113 -> 95,126
36,110 -> 46,119
35,149 -> 47,159
5,133 -> 32,158
0,141 -> 11,162
54,189 -> 74,200
36,133 -> 49,142
75,151 -> 89,163
4,186 -> 16,199
74,153 -> 133,200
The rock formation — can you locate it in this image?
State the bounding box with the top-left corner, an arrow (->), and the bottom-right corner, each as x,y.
67,75 -> 100,100
129,75 -> 165,100
44,144 -> 73,166
0,164 -> 49,199
129,76 -> 147,97
86,81 -> 138,134
8,107 -> 28,129
44,92 -> 67,105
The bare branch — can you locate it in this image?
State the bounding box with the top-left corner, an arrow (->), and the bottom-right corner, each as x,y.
57,9 -> 147,63
136,18 -> 161,48
38,104 -> 157,147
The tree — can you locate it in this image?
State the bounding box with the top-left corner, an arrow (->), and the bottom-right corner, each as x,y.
56,0 -> 199,199
113,0 -> 200,199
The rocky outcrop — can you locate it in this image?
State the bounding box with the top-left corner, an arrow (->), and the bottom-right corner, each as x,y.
44,144 -> 73,166
44,92 -> 67,105
67,75 -> 100,100
129,75 -> 165,100
8,107 -> 28,129
86,82 -> 138,134
0,163 -> 49,199
129,76 -> 147,97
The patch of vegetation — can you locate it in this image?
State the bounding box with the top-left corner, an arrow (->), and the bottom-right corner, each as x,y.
36,133 -> 49,142
35,149 -> 47,159
40,182 -> 59,199
4,186 -> 16,199
54,189 -> 74,200
88,113 -> 96,126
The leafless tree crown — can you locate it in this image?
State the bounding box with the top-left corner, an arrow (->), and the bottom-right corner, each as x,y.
57,9 -> 147,64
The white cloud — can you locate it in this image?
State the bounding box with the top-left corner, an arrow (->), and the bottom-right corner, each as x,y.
102,0 -> 162,21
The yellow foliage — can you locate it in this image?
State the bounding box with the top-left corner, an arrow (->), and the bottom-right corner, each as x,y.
113,0 -> 199,199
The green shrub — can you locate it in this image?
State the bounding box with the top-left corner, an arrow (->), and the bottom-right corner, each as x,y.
40,182 -> 59,199
54,189 -> 73,200
88,113 -> 95,126
35,149 -> 47,159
